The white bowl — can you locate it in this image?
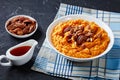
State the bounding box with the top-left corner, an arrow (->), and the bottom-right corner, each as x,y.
5,15 -> 38,38
46,14 -> 114,62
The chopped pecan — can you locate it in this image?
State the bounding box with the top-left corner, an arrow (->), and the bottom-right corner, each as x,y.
73,34 -> 78,41
66,34 -> 73,43
67,33 -> 72,39
78,25 -> 84,31
85,32 -> 94,37
76,35 -> 87,45
70,28 -> 74,34
63,26 -> 71,33
76,30 -> 83,36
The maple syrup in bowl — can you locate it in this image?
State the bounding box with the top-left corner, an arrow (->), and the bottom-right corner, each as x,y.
0,39 -> 38,66
10,46 -> 31,56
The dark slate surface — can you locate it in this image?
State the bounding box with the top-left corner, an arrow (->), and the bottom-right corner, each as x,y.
0,0 -> 120,80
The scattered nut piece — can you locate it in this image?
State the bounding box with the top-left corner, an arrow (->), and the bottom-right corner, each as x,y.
63,26 -> 71,33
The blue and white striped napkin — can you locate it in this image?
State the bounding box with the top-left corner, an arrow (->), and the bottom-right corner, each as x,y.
31,3 -> 120,80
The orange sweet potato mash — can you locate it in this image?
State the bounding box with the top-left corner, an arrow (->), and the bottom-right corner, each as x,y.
51,19 -> 110,58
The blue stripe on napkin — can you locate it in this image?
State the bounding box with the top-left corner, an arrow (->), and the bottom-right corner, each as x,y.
106,59 -> 120,69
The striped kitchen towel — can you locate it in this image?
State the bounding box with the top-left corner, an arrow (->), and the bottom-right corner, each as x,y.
31,3 -> 120,80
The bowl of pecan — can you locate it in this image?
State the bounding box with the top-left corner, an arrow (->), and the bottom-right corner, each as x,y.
5,15 -> 38,38
46,14 -> 114,62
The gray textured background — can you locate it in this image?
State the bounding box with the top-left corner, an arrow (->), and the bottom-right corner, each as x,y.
0,0 -> 120,80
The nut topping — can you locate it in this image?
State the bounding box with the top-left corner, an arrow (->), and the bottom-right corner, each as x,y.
63,26 -> 71,33
51,19 -> 110,58
7,16 -> 36,35
77,35 -> 86,45
64,25 -> 96,45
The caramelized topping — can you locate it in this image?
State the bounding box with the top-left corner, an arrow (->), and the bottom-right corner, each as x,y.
62,25 -> 100,46
63,26 -> 71,33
